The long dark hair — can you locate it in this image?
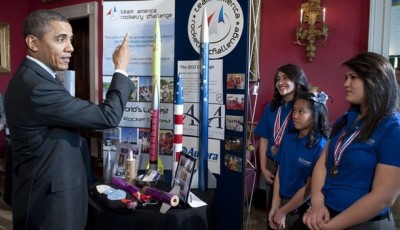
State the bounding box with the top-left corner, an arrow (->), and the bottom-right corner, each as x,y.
333,52 -> 400,141
271,64 -> 310,111
294,92 -> 330,148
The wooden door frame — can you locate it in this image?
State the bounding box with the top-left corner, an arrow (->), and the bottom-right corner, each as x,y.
368,0 -> 391,57
53,2 -> 99,104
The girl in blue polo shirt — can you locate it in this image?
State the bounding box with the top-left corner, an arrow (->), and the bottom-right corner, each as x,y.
254,64 -> 310,229
303,52 -> 400,230
268,90 -> 330,229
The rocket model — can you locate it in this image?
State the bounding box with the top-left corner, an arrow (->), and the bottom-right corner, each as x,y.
142,185 -> 180,214
148,81 -> 160,171
199,8 -> 209,192
112,177 -> 179,214
149,17 -> 161,171
172,73 -> 184,184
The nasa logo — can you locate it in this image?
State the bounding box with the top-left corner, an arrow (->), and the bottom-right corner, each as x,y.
188,0 -> 244,59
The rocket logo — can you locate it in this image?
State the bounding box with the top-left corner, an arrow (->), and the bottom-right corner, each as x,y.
106,5 -> 119,21
206,6 -> 230,43
188,0 -> 244,59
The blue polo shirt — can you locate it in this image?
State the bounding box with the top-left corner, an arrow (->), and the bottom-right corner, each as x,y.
276,132 -> 326,199
254,102 -> 294,160
323,111 -> 400,215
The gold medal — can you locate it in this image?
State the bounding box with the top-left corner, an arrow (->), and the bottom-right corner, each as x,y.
330,165 -> 338,178
271,145 -> 279,155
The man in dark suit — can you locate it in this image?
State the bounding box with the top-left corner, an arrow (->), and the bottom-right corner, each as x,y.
4,10 -> 134,229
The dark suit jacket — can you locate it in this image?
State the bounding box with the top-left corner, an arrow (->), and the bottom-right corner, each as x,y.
4,58 -> 134,230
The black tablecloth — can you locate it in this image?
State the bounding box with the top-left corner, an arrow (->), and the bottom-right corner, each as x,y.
86,184 -> 215,230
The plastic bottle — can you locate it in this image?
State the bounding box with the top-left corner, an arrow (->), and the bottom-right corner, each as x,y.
125,149 -> 136,184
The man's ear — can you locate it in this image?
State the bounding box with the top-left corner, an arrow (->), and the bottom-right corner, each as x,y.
26,35 -> 38,52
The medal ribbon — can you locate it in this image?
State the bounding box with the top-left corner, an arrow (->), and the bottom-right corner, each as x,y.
333,129 -> 360,167
273,107 -> 292,147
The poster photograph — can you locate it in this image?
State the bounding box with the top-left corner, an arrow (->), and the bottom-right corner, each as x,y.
103,75 -> 138,101
129,76 -> 139,101
224,154 -> 242,172
102,76 -> 112,100
103,127 -> 120,151
224,135 -> 243,152
225,115 -> 244,132
160,77 -> 174,103
138,76 -> 152,102
112,142 -> 142,179
227,73 -> 245,90
119,127 -> 138,144
159,129 -> 174,155
226,94 -> 245,110
138,128 -> 150,154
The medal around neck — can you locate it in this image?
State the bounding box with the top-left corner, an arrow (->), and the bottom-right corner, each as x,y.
271,145 -> 279,155
330,165 -> 338,178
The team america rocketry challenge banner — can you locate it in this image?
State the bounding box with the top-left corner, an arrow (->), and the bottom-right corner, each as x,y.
103,1 -> 249,229
102,0 -> 176,175
176,1 -> 249,229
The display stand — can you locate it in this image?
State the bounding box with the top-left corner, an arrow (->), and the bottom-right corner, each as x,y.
102,1 -> 251,229
87,182 -> 216,230
243,0 -> 262,229
175,1 -> 250,229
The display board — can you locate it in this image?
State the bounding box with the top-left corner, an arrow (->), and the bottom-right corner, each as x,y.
102,0 -> 176,175
103,1 -> 249,229
175,1 -> 249,229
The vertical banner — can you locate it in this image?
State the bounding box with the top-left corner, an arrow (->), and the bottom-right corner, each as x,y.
176,0 -> 248,229
103,0 -> 175,175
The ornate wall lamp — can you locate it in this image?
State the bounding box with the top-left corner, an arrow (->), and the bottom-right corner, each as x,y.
295,0 -> 329,62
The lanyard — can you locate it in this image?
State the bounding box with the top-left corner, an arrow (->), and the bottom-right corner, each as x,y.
331,128 -> 360,177
273,106 -> 292,147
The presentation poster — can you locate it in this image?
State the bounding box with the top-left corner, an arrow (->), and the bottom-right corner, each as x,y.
177,60 -> 224,104
103,0 -> 175,76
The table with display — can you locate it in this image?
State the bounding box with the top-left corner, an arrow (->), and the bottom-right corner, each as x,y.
86,182 -> 216,230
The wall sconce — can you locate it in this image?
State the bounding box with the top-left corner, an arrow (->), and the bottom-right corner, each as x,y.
295,0 -> 329,62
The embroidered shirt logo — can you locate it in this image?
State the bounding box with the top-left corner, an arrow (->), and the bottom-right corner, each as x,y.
298,157 -> 311,166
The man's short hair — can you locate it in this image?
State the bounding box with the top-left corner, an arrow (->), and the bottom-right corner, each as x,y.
23,10 -> 68,38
